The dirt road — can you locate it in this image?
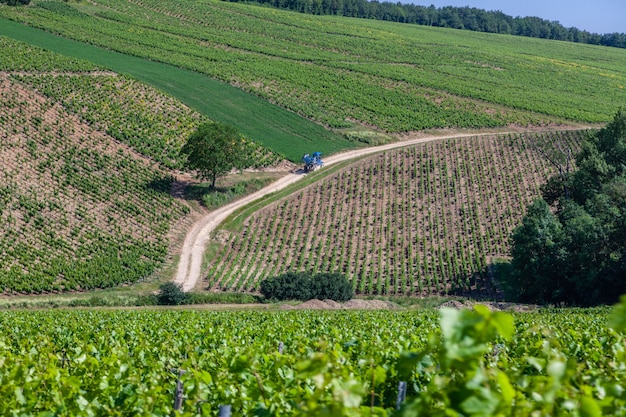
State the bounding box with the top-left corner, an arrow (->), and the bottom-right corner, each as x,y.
173,128 -> 586,291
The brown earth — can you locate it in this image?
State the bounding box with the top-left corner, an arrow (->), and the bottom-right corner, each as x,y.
439,300 -> 538,312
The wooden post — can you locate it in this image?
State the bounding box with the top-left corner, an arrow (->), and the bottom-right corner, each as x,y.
218,405 -> 232,417
173,369 -> 187,411
396,381 -> 407,410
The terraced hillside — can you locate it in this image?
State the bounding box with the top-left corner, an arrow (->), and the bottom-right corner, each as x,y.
205,130 -> 588,297
0,38 -> 214,293
1,0 -> 625,142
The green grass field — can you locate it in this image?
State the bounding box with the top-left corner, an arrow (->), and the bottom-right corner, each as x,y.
0,20 -> 355,161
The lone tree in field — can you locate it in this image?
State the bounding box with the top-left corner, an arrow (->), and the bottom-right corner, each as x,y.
180,122 -> 252,189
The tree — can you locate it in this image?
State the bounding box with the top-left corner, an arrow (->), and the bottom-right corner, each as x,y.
309,272 -> 353,301
506,109 -> 626,306
1,0 -> 30,5
180,122 -> 252,189
507,199 -> 567,304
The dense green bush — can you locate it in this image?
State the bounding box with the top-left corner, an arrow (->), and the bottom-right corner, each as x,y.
260,272 -> 353,302
157,282 -> 189,305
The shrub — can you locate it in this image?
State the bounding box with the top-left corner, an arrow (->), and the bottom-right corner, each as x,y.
157,282 -> 189,305
260,272 -> 353,302
1,0 -> 29,5
309,272 -> 354,302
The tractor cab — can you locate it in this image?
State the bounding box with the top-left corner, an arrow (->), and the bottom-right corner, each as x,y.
302,152 -> 324,172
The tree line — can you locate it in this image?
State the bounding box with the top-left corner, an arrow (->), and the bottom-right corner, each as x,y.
1,0 -> 30,5
506,110 -> 626,306
227,0 -> 626,49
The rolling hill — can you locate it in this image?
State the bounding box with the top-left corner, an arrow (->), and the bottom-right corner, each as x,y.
0,19 -> 356,162
1,0 -> 624,147
204,130 -> 588,297
0,1 -> 620,297
0,37 -> 204,293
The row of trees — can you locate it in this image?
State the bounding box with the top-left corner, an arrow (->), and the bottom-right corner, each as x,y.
229,0 -> 626,49
0,0 -> 30,5
507,110 -> 626,306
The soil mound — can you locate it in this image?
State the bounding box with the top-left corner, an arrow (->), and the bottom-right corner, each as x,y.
478,302 -> 538,312
438,300 -> 537,312
293,299 -> 332,309
323,299 -> 343,309
343,299 -> 398,309
438,300 -> 468,310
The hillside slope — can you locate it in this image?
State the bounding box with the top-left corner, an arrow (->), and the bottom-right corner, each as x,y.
0,18 -> 356,163
204,130 -> 588,297
1,0 -> 624,140
0,38 -> 203,293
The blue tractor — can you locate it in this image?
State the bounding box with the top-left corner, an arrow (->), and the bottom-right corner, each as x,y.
302,152 -> 324,172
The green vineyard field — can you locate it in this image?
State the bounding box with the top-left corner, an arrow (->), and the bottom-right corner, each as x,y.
1,307 -> 624,415
0,38 -> 203,293
0,4 -> 624,414
1,0 -> 625,141
206,130 -> 589,297
0,20 -> 356,162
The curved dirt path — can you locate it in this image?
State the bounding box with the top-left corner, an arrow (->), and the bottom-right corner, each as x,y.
173,127 -> 587,291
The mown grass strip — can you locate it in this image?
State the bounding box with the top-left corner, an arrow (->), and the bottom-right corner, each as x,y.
0,19 -> 355,161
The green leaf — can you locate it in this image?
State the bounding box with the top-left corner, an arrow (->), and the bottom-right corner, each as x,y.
491,312 -> 514,341
295,355 -> 328,378
14,387 -> 26,405
229,355 -> 250,373
396,351 -> 423,381
440,308 -> 461,340
473,304 -> 491,317
198,370 -> 213,385
547,360 -> 566,380
460,392 -> 499,417
359,405 -> 389,416
496,372 -> 515,404
365,365 -> 387,386
608,295 -> 626,332
580,396 -> 602,417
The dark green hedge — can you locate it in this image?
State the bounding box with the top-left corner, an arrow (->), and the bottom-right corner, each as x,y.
1,0 -> 31,5
260,271 -> 353,302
